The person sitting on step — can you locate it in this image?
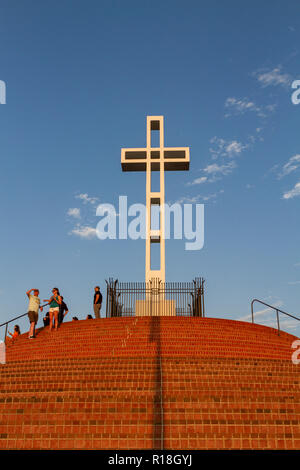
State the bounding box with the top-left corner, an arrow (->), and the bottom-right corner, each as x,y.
7,325 -> 20,342
43,312 -> 50,327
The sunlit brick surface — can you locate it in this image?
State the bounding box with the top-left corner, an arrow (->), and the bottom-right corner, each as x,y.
0,317 -> 299,450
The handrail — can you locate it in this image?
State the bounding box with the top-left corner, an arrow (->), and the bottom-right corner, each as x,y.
0,303 -> 49,343
251,299 -> 300,336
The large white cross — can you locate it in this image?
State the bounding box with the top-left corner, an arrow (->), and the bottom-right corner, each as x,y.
121,116 -> 190,284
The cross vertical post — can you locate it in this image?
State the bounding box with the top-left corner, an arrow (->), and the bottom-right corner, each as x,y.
121,116 -> 190,285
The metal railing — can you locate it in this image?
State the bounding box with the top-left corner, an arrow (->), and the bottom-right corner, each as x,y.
0,313 -> 28,343
0,303 -> 49,343
106,277 -> 205,318
251,299 -> 300,336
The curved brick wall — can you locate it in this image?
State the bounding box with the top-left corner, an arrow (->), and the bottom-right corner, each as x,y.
0,317 -> 299,450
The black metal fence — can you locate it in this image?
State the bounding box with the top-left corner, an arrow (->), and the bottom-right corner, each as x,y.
105,277 -> 205,318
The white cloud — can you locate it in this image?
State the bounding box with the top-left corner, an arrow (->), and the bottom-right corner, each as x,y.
238,300 -> 283,322
224,97 -> 276,118
253,66 -> 292,88
209,137 -> 247,159
186,176 -> 208,186
70,225 -> 97,239
187,135 -> 248,191
175,190 -> 224,204
278,154 -> 300,179
225,97 -> 257,113
203,161 -> 236,176
67,207 -> 81,219
282,181 -> 300,200
75,193 -> 98,205
287,281 -> 300,285
225,141 -> 245,156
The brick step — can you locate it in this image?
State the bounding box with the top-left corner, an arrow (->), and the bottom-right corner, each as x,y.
8,335 -> 291,343
0,429 -> 298,441
1,420 -> 299,431
9,326 -> 290,335
1,357 -> 296,365
0,398 -> 299,411
7,350 -> 293,361
0,382 -> 297,393
8,331 -> 291,340
6,392 -> 285,400
0,374 -> 297,383
7,344 -> 291,354
0,377 -> 296,386
0,436 -> 297,450
0,368 -> 296,378
0,424 -> 298,438
4,364 -> 295,375
1,388 -> 299,398
0,437 -> 162,450
164,436 -> 299,450
0,369 -> 299,380
0,411 -> 299,423
1,400 -> 299,410
0,435 -> 298,449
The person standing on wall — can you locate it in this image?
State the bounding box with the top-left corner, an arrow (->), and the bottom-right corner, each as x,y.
93,286 -> 102,319
43,288 -> 62,331
58,296 -> 69,325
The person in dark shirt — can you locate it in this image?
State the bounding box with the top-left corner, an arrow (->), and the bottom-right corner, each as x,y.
93,286 -> 102,319
43,311 -> 50,327
58,296 -> 69,324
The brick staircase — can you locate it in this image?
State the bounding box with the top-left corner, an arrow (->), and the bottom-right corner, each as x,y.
0,317 -> 299,450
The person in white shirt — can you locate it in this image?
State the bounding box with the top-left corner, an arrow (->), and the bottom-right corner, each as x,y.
26,288 -> 43,339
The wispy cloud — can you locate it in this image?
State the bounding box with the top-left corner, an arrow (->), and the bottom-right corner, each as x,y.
203,161 -> 236,176
253,66 -> 292,89
186,136 -> 247,187
75,193 -> 99,205
67,207 -> 81,219
186,176 -> 208,186
175,190 -> 224,204
287,281 -> 300,285
70,225 -> 97,239
278,154 -> 300,179
238,300 -> 284,322
224,97 -> 276,118
282,181 -> 300,200
209,137 -> 247,160
68,193 -> 100,239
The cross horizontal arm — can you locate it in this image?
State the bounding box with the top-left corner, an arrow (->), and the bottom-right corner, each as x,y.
121,148 -> 147,171
121,147 -> 190,172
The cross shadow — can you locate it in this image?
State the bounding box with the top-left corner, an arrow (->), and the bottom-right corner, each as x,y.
149,315 -> 163,450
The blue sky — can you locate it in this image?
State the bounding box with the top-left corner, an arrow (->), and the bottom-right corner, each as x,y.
0,0 -> 300,337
